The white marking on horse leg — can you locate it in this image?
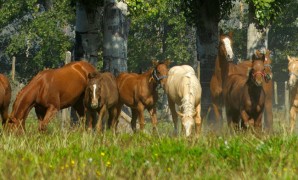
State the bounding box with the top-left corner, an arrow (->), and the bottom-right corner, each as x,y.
223,37 -> 234,59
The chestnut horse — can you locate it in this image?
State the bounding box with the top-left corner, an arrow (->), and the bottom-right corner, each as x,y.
116,60 -> 170,133
223,51 -> 266,131
84,72 -> 118,133
210,30 -> 273,131
165,65 -> 201,137
287,55 -> 298,133
0,74 -> 11,126
9,60 -> 96,132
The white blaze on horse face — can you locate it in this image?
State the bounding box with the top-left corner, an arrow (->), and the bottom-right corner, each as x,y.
223,37 -> 234,60
93,84 -> 97,100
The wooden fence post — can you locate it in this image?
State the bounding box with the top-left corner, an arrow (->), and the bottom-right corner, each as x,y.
274,81 -> 278,105
61,51 -> 72,129
285,81 -> 289,123
11,56 -> 16,81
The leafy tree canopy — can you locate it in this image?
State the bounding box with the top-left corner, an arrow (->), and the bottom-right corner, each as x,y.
0,0 -> 74,81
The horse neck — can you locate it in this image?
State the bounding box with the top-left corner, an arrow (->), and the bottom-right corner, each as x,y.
215,54 -> 229,85
11,84 -> 38,120
247,76 -> 263,99
289,84 -> 298,104
180,76 -> 196,116
143,68 -> 158,90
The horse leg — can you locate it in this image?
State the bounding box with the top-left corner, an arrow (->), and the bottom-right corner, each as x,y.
137,104 -> 145,131
38,105 -> 58,131
168,98 -> 178,136
264,98 -> 273,133
97,105 -> 107,133
290,106 -> 296,133
1,106 -> 9,126
254,113 -> 263,134
194,103 -> 202,136
148,107 -> 158,134
240,110 -> 250,128
131,109 -> 138,133
72,98 -> 85,125
108,106 -> 119,135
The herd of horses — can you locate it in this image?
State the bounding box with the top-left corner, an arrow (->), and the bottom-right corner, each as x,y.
0,31 -> 297,136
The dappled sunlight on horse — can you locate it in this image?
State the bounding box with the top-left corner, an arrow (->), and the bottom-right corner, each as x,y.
116,60 -> 170,133
164,65 -> 202,137
8,61 -> 96,133
223,51 -> 266,132
287,55 -> 298,133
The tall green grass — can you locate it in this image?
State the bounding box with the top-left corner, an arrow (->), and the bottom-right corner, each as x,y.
0,114 -> 297,180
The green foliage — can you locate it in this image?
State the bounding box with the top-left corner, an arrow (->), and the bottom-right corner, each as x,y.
127,0 -> 194,71
0,0 -> 74,81
181,0 -> 235,27
247,0 -> 290,28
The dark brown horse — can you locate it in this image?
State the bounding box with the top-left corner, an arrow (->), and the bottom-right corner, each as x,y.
84,72 -> 119,133
210,30 -> 273,131
0,74 -> 11,126
223,51 -> 266,131
9,60 -> 96,132
116,60 -> 170,133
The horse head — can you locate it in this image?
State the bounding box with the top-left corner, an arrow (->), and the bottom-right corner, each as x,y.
219,30 -> 234,62
177,111 -> 196,137
152,59 -> 171,88
87,72 -> 102,109
250,50 -> 266,86
288,55 -> 298,88
264,49 -> 273,82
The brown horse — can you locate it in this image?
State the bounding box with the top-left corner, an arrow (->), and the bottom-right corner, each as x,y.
223,51 -> 266,131
84,72 -> 119,133
0,74 -> 11,126
210,30 -> 273,131
9,60 -> 96,132
116,60 -> 170,133
287,55 -> 298,133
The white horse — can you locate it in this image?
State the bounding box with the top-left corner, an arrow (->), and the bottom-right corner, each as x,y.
164,65 -> 202,137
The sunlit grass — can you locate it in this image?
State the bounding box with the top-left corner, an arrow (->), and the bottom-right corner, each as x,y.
0,110 -> 297,179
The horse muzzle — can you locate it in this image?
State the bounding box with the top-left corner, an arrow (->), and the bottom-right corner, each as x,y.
91,102 -> 98,109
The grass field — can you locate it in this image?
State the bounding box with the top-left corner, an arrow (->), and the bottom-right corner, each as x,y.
0,109 -> 297,180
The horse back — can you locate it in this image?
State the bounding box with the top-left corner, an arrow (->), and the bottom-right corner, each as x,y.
166,65 -> 201,106
29,61 -> 96,108
100,72 -> 118,106
117,71 -> 152,106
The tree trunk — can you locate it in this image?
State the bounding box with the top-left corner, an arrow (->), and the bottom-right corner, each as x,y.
196,20 -> 219,118
103,1 -> 129,74
246,2 -> 269,59
74,2 -> 102,67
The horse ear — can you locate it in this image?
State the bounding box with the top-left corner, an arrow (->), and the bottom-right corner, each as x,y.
164,59 -> 171,67
228,31 -> 233,38
288,55 -> 293,62
152,60 -> 159,66
88,72 -> 97,79
220,29 -> 224,36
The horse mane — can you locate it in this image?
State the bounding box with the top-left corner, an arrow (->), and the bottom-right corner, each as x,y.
180,71 -> 200,116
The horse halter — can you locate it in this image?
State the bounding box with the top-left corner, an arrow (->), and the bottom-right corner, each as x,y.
251,70 -> 265,86
153,68 -> 167,82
